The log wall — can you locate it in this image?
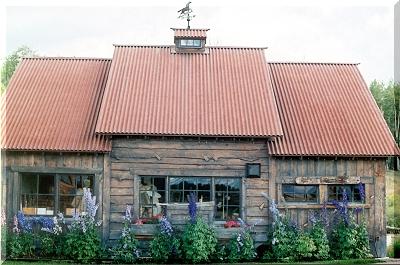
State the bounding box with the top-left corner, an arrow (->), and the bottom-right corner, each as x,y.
108,138 -> 270,243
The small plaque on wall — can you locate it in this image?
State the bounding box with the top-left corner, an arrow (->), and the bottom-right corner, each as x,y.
246,163 -> 261,178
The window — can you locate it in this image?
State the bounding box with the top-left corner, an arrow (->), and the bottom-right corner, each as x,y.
169,177 -> 211,203
282,184 -> 318,203
139,176 -> 241,220
328,184 -> 364,203
140,177 -> 166,218
215,179 -> 240,221
21,173 -> 94,217
179,39 -> 202,48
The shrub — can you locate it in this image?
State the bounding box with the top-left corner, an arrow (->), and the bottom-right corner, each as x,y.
353,220 -> 372,259
226,219 -> 256,262
149,216 -> 180,262
309,221 -> 330,260
295,232 -> 316,260
110,205 -> 139,263
181,192 -> 217,263
7,231 -> 35,258
64,188 -> 102,263
269,215 -> 299,262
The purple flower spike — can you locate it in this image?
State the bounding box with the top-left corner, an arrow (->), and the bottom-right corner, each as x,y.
358,182 -> 365,202
188,192 -> 197,223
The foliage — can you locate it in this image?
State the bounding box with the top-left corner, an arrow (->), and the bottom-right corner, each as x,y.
7,231 -> 35,258
226,219 -> 256,262
181,194 -> 217,263
109,205 -> 139,263
309,221 -> 330,260
370,80 -> 400,169
329,188 -> 371,260
63,188 -> 102,263
1,46 -> 37,93
295,232 -> 316,260
149,216 -> 181,262
388,236 -> 400,258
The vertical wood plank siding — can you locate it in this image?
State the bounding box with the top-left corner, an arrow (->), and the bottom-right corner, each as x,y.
109,138 -> 270,243
3,151 -> 105,228
270,157 -> 387,257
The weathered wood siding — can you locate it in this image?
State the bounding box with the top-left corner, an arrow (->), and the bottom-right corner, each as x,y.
270,157 -> 387,257
3,151 -> 107,238
109,138 -> 270,243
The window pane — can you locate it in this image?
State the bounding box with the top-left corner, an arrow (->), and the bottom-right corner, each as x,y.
283,185 -> 318,202
229,193 -> 240,205
294,185 -> 305,194
60,195 -> 80,216
283,184 -> 294,194
193,40 -> 201,46
38,175 -> 54,194
170,191 -> 183,203
154,178 -> 166,191
60,175 -> 76,194
184,178 -> 196,190
170,177 -> 183,190
21,194 -> 37,215
184,191 -> 197,202
198,191 -> 210,202
227,179 -> 240,191
227,206 -> 240,220
180,39 -> 188,46
187,39 -> 194,45
215,179 -> 227,191
198,178 -> 211,190
21,174 -> 37,194
37,195 -> 54,215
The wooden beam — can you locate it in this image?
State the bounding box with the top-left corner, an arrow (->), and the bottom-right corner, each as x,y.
9,166 -> 103,175
295,176 -> 361,185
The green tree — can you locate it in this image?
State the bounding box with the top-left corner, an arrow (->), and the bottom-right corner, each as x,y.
1,46 -> 37,93
370,80 -> 400,170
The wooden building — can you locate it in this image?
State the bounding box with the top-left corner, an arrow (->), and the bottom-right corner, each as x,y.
1,28 -> 397,257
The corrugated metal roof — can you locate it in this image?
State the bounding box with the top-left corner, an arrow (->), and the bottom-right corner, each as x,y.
96,45 -> 283,137
172,28 -> 209,39
2,57 -> 112,152
267,62 -> 398,156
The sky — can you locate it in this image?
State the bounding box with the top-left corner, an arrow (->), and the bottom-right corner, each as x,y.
1,0 -> 399,85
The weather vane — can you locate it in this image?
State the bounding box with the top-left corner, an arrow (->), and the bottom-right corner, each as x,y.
178,2 -> 195,29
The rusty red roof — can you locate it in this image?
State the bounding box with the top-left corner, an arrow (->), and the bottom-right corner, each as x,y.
95,45 -> 283,137
267,62 -> 398,156
2,57 -> 111,152
172,28 -> 209,39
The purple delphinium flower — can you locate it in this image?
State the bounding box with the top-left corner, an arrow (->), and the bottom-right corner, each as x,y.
269,199 -> 279,223
38,216 -> 54,231
83,188 -> 99,220
330,187 -> 350,225
17,211 -> 32,232
160,216 -> 173,236
188,192 -> 197,223
358,182 -> 365,202
321,200 -> 329,228
1,209 -> 6,227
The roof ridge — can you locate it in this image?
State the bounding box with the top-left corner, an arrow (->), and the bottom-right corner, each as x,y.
268,61 -> 359,65
22,56 -> 112,61
114,44 -> 267,49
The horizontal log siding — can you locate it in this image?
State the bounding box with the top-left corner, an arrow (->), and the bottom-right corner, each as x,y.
109,138 -> 270,243
270,157 -> 387,257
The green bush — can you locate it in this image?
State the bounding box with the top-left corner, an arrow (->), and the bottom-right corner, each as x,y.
227,229 -> 256,262
181,217 -> 217,263
267,216 -> 299,262
353,220 -> 372,259
330,220 -> 357,259
63,188 -> 102,263
110,205 -> 139,263
295,233 -> 316,260
150,232 -> 181,262
7,232 -> 35,258
309,221 -> 330,260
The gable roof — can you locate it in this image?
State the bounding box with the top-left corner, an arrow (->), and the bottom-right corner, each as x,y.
172,28 -> 209,39
95,45 -> 283,137
267,62 -> 398,157
2,57 -> 111,152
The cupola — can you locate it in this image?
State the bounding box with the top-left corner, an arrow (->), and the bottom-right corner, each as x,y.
172,28 -> 209,51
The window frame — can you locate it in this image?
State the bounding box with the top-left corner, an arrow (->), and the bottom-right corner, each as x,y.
327,184 -> 365,203
281,184 -> 319,203
178,38 -> 202,48
18,172 -> 96,217
138,175 -> 242,220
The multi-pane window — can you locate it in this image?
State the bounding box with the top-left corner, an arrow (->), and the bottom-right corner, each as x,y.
59,175 -> 94,216
328,184 -> 364,203
282,184 -> 318,203
21,174 -> 55,215
20,173 -> 94,216
215,178 -> 241,221
139,176 -> 241,220
169,177 -> 211,203
179,39 -> 202,48
139,177 -> 166,218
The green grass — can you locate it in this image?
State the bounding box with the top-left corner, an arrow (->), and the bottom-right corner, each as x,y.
1,259 -> 383,265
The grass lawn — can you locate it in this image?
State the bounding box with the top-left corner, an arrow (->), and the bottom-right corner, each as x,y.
1,259 -> 383,265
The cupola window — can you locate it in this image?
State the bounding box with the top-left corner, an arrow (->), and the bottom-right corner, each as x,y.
179,39 -> 202,48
